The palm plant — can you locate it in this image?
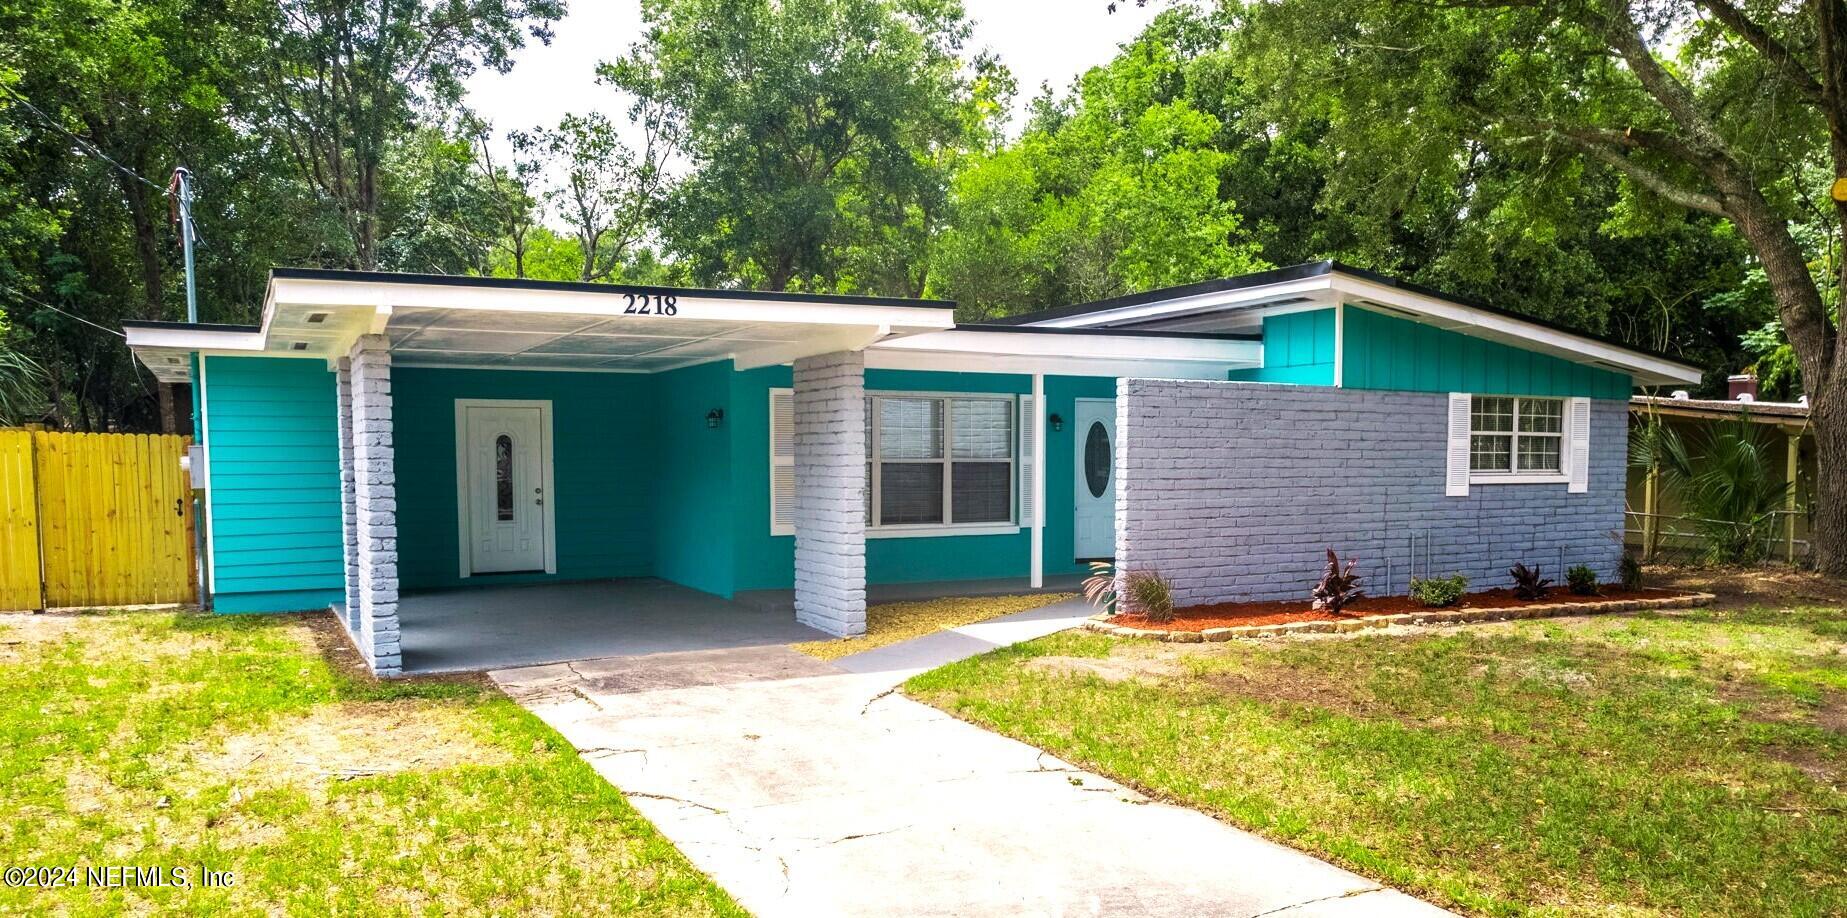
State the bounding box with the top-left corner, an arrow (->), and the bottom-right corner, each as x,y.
1631,413 -> 1790,564
0,341 -> 44,426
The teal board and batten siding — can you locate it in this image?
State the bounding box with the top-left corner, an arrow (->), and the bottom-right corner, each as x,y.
201,356 -> 344,613
1228,309 -> 1335,385
1341,307 -> 1631,398
392,368 -> 659,592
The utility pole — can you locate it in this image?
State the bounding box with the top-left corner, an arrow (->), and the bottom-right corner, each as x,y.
168,167 -> 199,324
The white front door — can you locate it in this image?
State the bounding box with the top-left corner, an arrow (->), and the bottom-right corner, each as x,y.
1073,398 -> 1116,560
463,403 -> 549,574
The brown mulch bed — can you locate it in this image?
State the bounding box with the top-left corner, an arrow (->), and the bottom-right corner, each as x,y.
1111,587 -> 1699,632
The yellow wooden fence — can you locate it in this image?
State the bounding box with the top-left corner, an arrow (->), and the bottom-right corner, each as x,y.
0,429 -> 195,611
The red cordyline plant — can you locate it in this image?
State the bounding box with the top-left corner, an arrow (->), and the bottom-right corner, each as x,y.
1311,548 -> 1364,614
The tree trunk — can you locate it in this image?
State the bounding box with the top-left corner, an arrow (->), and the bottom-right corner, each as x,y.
157,384 -> 177,435
1809,382 -> 1847,572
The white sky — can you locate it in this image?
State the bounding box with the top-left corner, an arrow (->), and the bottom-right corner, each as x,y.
463,0 -> 1170,148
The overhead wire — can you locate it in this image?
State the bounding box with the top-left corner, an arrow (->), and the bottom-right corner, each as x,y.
0,84 -> 171,195
0,282 -> 127,338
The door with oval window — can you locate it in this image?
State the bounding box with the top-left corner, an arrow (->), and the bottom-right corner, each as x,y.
462,402 -> 550,574
1072,398 -> 1116,560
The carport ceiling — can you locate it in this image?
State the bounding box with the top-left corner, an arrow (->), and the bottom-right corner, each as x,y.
385,306 -> 843,372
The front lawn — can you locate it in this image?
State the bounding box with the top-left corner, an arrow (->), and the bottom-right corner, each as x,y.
906,606 -> 1847,916
0,610 -> 743,917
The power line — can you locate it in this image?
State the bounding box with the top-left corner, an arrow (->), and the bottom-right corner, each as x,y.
0,282 -> 127,338
0,84 -> 170,195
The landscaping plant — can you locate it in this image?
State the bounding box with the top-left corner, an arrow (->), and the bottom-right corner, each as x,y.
1566,564 -> 1599,596
1310,548 -> 1364,613
1509,562 -> 1553,600
1081,561 -> 1118,614
1121,569 -> 1175,622
1619,553 -> 1644,591
1410,574 -> 1467,608
1629,415 -> 1791,564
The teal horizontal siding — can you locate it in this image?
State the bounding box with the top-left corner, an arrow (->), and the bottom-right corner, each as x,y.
204,356 -> 344,608
1343,307 -> 1631,398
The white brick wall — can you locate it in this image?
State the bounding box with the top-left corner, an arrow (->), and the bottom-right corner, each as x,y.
1116,379 -> 1628,607
348,336 -> 401,675
792,351 -> 867,637
335,357 -> 360,633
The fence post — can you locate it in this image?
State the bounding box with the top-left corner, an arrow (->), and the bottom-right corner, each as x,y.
1786,427 -> 1800,564
1642,468 -> 1660,561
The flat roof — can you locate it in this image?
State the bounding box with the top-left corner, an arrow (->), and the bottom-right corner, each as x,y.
1633,394 -> 1810,422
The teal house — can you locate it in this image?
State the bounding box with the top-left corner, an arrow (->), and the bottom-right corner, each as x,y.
126,262 -> 1699,675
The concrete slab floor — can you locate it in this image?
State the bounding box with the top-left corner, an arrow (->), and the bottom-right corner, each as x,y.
491,602 -> 1455,917
391,578 -> 829,675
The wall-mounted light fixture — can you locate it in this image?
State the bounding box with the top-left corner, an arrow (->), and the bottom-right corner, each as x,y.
1048,412 -> 1064,433
706,408 -> 725,429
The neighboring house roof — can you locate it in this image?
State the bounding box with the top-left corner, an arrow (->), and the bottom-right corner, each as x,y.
1632,394 -> 1811,424
988,260 -> 1703,386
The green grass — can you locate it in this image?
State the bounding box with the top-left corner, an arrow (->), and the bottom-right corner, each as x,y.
906,607 -> 1847,917
0,610 -> 744,916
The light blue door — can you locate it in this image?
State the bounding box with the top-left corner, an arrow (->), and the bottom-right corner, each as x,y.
1073,398 -> 1116,559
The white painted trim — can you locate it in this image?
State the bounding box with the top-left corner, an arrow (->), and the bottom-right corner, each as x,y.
868,524 -> 1021,539
1469,473 -> 1571,486
395,360 -> 655,375
124,326 -> 267,351
1332,303 -> 1345,388
453,399 -> 558,578
864,349 -> 1252,380
198,356 -> 217,595
1026,277 -> 1335,328
732,327 -> 892,370
870,328 -> 1260,363
1031,373 -> 1045,588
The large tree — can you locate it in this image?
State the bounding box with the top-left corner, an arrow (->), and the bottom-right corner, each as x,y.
1226,0 -> 1847,569
608,0 -> 977,292
252,0 -> 564,269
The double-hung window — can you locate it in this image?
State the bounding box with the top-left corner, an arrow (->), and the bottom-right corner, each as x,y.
1469,396 -> 1564,476
867,394 -> 1015,530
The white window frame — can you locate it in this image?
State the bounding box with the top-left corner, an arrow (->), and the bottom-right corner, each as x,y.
1468,395 -> 1568,485
866,390 -> 1020,538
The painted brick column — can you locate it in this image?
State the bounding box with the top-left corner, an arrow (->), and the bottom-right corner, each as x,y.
348,335 -> 402,676
792,351 -> 867,637
334,357 -> 361,632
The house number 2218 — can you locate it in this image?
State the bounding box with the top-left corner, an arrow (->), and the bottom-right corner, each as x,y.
623,293 -> 678,315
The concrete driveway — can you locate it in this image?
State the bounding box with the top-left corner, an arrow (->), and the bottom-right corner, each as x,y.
490,600 -> 1453,917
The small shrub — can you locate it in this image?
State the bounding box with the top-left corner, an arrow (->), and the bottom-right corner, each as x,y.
1081,561 -> 1118,614
1566,564 -> 1599,596
1410,574 -> 1468,608
1510,562 -> 1553,600
1310,548 -> 1364,614
1618,553 -> 1643,590
1121,570 -> 1175,622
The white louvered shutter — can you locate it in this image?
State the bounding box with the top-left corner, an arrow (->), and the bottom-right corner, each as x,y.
1446,392 -> 1472,497
1017,394 -> 1036,526
769,388 -> 795,535
1566,397 -> 1591,494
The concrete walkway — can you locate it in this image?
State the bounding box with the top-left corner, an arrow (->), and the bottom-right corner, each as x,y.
490,599 -> 1453,917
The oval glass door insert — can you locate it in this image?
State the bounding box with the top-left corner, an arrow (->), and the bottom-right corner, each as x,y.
1084,421 -> 1111,498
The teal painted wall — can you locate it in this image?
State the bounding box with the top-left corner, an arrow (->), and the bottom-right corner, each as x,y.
393,368 -> 658,591
1342,307 -> 1632,398
201,356 -> 343,613
1229,309 -> 1335,385
728,366 -> 1111,591
653,362 -> 736,597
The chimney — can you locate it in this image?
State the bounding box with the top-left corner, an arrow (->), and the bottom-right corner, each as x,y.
1728,373 -> 1758,402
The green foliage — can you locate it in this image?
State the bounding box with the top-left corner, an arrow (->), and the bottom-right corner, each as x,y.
1619,553 -> 1644,591
1566,564 -> 1599,596
1121,569 -> 1175,622
1410,574 -> 1468,608
1631,415 -> 1792,564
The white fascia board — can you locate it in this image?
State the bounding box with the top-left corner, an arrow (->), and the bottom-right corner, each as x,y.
731,326 -> 894,370
1331,275 -> 1702,386
865,348 -> 1254,380
1025,277 -> 1334,328
124,325 -> 267,352
267,276 -> 955,332
872,329 -> 1260,364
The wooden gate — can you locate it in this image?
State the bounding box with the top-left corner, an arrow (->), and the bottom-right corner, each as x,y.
0,429 -> 196,610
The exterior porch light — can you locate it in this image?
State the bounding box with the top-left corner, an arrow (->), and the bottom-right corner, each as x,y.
706,408 -> 725,429
1048,412 -> 1064,432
